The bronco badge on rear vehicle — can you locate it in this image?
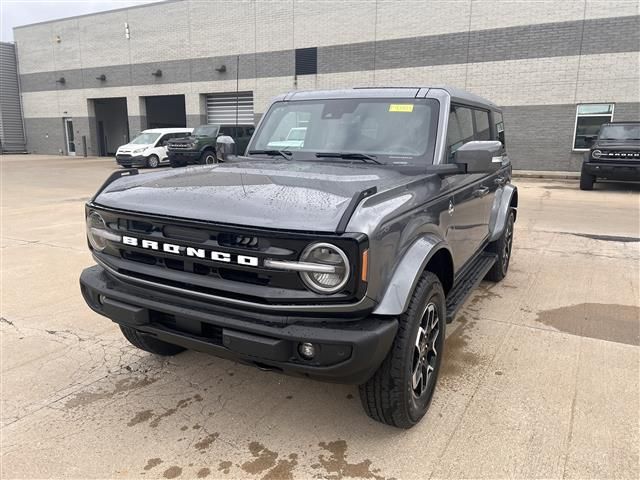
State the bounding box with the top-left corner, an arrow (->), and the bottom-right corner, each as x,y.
80,86 -> 518,428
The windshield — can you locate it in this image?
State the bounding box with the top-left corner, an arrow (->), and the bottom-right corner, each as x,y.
251,98 -> 439,164
193,125 -> 220,137
130,132 -> 160,145
599,124 -> 640,140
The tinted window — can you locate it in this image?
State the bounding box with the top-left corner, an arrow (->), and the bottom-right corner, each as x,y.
446,106 -> 474,159
493,112 -> 505,145
193,125 -> 220,137
599,124 -> 640,140
474,110 -> 491,140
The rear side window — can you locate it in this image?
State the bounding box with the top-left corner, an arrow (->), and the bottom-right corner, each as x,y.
446,106 -> 474,159
493,112 -> 505,145
474,110 -> 491,140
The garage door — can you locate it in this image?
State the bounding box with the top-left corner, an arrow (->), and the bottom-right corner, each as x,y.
206,92 -> 254,125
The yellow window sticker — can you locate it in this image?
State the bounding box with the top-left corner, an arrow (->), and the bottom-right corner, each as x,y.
389,104 -> 414,112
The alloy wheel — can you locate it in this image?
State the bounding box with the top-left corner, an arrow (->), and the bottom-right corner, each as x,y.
411,302 -> 440,397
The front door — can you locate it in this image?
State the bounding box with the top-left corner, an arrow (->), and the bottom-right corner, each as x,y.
64,118 -> 76,156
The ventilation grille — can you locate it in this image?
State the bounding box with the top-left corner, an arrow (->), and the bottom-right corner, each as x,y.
206,91 -> 254,125
295,47 -> 318,76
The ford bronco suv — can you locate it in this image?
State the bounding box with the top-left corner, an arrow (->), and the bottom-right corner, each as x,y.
580,121 -> 640,190
80,87 -> 517,428
167,124 -> 254,167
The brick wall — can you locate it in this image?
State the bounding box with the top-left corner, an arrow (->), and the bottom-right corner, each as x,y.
12,0 -> 640,169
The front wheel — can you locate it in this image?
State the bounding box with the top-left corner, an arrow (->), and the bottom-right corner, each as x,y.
359,272 -> 445,428
169,157 -> 187,168
146,154 -> 160,169
485,209 -> 514,282
200,150 -> 217,165
580,168 -> 595,190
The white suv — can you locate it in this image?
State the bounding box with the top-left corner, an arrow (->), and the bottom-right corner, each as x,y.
115,128 -> 192,168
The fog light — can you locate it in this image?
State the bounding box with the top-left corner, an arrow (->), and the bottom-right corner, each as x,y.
298,342 -> 316,360
98,294 -> 106,305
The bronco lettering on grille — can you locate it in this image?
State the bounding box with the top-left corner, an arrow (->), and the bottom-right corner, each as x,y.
121,235 -> 259,266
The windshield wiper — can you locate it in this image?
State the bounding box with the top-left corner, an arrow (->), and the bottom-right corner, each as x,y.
315,152 -> 382,164
248,149 -> 292,159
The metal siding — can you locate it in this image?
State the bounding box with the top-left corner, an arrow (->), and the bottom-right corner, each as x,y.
0,42 -> 27,153
205,92 -> 254,125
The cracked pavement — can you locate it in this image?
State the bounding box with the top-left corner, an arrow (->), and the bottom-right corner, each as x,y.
1,155 -> 638,479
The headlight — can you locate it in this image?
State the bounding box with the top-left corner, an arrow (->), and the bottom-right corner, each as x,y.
299,243 -> 350,294
86,212 -> 120,251
592,149 -> 602,159
133,148 -> 145,154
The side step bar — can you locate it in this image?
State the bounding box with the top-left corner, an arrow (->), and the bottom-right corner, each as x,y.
445,253 -> 497,323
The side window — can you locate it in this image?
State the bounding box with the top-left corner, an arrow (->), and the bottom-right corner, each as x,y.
573,104 -> 614,150
493,112 -> 505,145
219,126 -> 234,137
474,110 -> 491,140
158,134 -> 170,146
446,105 -> 474,160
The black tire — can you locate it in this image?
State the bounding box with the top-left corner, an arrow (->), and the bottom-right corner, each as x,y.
120,325 -> 185,356
485,209 -> 515,282
579,167 -> 595,191
359,271 -> 446,428
146,154 -> 160,169
169,157 -> 187,168
200,150 -> 217,165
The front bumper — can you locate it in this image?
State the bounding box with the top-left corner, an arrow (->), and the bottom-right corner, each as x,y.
168,150 -> 201,163
583,161 -> 640,181
116,154 -> 147,167
80,265 -> 397,384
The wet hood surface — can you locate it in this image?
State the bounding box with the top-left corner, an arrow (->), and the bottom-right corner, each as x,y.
94,159 -> 413,232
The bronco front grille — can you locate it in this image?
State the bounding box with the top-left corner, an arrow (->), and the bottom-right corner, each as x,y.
90,207 -> 366,304
598,150 -> 640,161
168,143 -> 192,150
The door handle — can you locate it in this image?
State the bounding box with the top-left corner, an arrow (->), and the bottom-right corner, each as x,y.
473,186 -> 490,198
494,176 -> 507,186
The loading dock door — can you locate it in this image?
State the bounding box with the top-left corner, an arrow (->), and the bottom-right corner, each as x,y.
206,92 -> 254,125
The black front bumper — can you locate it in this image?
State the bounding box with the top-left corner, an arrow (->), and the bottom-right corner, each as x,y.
116,155 -> 147,167
583,161 -> 640,181
80,265 -> 396,384
168,150 -> 201,163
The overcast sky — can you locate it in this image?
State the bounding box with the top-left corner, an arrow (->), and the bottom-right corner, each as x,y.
1,0 -> 161,41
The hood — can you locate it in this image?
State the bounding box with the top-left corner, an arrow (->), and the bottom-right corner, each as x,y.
169,135 -> 196,143
117,143 -> 152,152
94,160 -> 413,232
594,139 -> 640,150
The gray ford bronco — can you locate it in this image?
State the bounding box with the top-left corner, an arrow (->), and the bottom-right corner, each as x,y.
80,87 -> 517,428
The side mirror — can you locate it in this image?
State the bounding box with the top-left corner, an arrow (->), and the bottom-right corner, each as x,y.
215,135 -> 236,162
453,141 -> 503,173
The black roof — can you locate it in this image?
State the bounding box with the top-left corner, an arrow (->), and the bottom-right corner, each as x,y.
602,121 -> 640,125
275,86 -> 499,110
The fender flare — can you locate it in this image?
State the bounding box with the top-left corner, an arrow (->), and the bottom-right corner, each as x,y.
373,234 -> 453,316
488,184 -> 518,242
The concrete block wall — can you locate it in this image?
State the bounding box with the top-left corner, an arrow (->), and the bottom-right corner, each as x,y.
12,0 -> 640,170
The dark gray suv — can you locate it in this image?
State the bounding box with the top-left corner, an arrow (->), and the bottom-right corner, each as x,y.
80,87 -> 517,428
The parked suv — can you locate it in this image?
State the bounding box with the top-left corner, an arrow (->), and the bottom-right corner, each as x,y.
80,87 -> 517,428
580,122 -> 640,190
167,124 -> 254,167
115,128 -> 192,168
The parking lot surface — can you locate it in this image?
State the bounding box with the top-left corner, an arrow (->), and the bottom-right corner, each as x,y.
2,155 -> 639,479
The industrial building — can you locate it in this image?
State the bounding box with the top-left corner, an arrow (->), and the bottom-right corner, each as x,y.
9,0 -> 640,170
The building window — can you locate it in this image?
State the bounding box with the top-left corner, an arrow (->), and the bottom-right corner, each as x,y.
295,47 -> 318,76
573,104 -> 614,150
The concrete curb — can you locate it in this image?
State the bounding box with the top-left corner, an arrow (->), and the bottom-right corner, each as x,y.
513,170 -> 580,180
